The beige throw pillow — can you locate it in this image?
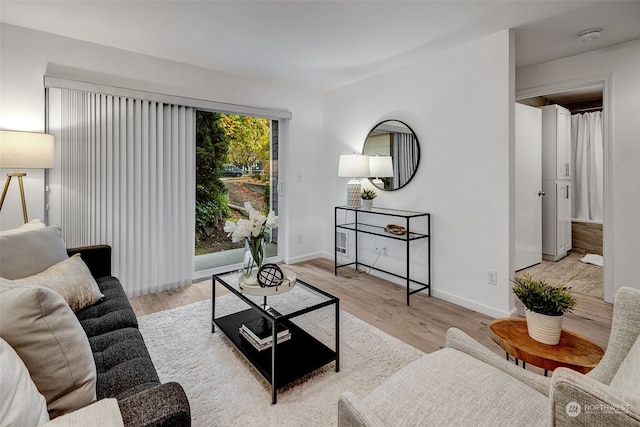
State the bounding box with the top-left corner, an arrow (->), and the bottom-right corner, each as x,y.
42,399 -> 124,427
0,284 -> 97,419
0,337 -> 50,426
0,225 -> 68,280
12,254 -> 104,312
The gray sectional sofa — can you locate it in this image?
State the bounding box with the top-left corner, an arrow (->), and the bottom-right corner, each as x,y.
0,222 -> 190,426
70,245 -> 191,426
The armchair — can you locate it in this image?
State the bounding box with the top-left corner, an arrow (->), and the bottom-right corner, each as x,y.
338,287 -> 640,426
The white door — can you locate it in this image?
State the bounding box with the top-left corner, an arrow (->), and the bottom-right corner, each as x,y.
515,103 -> 543,271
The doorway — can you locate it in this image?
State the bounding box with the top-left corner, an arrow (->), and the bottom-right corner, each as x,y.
516,83 -> 606,299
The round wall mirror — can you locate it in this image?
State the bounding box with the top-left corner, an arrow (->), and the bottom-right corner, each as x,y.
362,120 -> 420,191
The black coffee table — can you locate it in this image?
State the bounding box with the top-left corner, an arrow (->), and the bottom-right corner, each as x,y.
212,271 -> 340,404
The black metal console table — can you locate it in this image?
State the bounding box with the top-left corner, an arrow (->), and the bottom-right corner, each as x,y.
334,206 -> 431,305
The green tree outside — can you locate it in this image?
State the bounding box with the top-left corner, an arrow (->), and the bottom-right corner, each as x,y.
195,111 -> 231,244
220,115 -> 270,175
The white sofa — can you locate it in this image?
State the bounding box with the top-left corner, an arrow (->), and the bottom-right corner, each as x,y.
338,287 -> 640,426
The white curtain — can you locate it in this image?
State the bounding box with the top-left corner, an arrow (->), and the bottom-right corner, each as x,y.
47,88 -> 195,296
571,111 -> 604,221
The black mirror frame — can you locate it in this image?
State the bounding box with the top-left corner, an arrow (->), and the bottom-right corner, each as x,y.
362,119 -> 420,191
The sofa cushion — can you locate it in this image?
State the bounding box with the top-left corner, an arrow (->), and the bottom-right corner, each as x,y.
90,328 -> 161,400
361,348 -> 548,426
76,276 -> 139,338
0,225 -> 68,279
11,254 -> 104,312
0,284 -> 97,418
0,337 -> 50,426
609,333 -> 640,397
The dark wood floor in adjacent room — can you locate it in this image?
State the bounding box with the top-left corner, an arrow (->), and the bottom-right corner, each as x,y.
129,258 -> 613,358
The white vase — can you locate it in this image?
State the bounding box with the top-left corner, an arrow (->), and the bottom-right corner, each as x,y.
525,308 -> 564,345
361,199 -> 373,210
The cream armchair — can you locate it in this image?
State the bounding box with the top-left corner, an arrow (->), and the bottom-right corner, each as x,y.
338,287 -> 640,426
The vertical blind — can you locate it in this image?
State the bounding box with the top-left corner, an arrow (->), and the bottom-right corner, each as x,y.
47,88 -> 195,296
393,132 -> 419,186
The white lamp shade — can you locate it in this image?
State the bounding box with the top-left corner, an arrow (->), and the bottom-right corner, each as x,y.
369,155 -> 393,177
338,154 -> 370,178
0,130 -> 55,169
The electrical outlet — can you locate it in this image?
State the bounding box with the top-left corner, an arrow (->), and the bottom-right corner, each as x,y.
382,246 -> 388,256
488,270 -> 497,286
297,234 -> 302,243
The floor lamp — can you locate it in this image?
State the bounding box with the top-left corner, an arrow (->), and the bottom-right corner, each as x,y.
338,154 -> 370,208
0,131 -> 55,223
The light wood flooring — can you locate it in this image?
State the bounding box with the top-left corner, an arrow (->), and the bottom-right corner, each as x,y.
518,252 -> 604,298
130,258 -> 613,362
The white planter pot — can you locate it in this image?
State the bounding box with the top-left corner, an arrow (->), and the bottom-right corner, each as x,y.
361,199 -> 373,210
525,308 -> 564,345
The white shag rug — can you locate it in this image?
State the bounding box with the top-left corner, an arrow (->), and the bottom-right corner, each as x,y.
138,294 -> 424,426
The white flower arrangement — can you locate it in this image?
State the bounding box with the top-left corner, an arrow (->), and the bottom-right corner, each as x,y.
223,202 -> 278,242
224,202 -> 278,277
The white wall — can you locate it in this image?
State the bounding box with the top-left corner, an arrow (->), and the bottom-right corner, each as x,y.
0,23 -> 325,263
324,30 -> 515,317
517,39 -> 640,300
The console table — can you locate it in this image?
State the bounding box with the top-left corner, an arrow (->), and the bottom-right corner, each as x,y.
334,206 -> 431,305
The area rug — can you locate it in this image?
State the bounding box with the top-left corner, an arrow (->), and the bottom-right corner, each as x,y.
138,294 -> 424,426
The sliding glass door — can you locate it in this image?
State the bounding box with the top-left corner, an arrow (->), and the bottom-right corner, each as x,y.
193,111 -> 281,278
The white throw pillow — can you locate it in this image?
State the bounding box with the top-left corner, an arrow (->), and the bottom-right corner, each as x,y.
0,225 -> 68,280
0,219 -> 46,236
0,284 -> 97,419
10,254 -> 104,312
609,334 -> 640,397
0,337 -> 50,427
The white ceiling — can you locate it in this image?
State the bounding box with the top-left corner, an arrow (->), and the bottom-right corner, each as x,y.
1,1 -> 639,91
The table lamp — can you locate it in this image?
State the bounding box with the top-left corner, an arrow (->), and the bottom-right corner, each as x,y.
369,155 -> 393,188
338,154 -> 370,208
0,130 -> 55,223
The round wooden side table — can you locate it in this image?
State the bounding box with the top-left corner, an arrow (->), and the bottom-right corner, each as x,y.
489,318 -> 604,375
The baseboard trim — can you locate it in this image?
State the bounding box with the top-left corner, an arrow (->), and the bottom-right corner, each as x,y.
430,288 -> 512,318
285,252 -> 326,265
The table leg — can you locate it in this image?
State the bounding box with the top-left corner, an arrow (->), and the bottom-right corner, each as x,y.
335,300 -> 340,372
271,323 -> 277,404
211,279 -> 216,333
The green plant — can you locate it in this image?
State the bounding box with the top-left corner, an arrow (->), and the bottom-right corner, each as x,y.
512,273 -> 576,316
360,189 -> 377,200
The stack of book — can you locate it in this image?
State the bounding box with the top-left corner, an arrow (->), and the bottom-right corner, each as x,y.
239,317 -> 291,351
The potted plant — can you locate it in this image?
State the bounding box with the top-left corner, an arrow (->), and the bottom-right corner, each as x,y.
360,189 -> 377,210
512,273 -> 576,345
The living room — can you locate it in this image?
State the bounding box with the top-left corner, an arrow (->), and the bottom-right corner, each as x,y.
1,1 -> 640,426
